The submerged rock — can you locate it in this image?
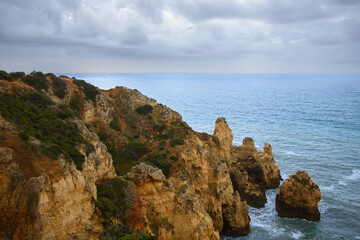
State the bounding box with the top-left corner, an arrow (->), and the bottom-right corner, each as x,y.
276,171 -> 321,221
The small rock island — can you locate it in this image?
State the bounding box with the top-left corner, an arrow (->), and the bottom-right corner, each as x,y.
276,171 -> 321,221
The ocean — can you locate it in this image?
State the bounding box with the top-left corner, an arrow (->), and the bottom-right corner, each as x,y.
68,73 -> 360,240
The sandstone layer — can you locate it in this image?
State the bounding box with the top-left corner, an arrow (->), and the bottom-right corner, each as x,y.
276,171 -> 321,221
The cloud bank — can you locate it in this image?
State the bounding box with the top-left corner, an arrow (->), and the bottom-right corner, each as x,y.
0,0 -> 359,73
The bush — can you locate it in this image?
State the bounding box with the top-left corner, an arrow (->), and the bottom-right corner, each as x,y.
56,104 -> 75,119
121,142 -> 149,161
135,105 -> 153,115
46,73 -> 67,98
96,178 -> 156,239
145,154 -> 172,178
110,118 -> 122,131
22,71 -> 48,91
73,79 -> 100,102
9,71 -> 25,79
0,92 -> 88,171
0,70 -> 14,81
152,123 -> 166,132
70,95 -> 80,111
170,137 -> 185,147
96,178 -> 128,220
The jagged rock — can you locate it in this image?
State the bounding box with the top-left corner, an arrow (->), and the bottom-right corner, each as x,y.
276,171 -> 321,221
125,162 -> 167,185
226,137 -> 281,208
221,192 -> 250,236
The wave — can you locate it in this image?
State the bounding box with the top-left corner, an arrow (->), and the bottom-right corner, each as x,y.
250,217 -> 285,236
338,180 -> 347,186
285,151 -> 300,156
345,169 -> 360,181
320,184 -> 334,191
291,230 -> 305,239
319,202 -> 330,214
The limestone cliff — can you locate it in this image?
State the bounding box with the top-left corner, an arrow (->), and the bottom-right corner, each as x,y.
276,171 -> 321,221
0,71 -> 282,239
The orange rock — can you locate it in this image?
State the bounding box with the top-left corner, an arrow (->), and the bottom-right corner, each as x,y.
276,171 -> 321,221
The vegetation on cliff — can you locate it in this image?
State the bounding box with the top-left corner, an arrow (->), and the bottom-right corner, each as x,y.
96,178 -> 156,240
0,91 -> 93,170
0,70 -> 285,239
73,78 -> 100,101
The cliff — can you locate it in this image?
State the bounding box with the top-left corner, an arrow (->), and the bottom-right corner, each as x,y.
0,71 -> 281,239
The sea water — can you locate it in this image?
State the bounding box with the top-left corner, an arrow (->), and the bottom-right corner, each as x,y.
67,73 -> 360,239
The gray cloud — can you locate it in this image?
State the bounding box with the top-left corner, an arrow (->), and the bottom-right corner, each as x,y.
0,0 -> 359,73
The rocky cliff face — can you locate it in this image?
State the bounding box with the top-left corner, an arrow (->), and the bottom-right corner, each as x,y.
276,171 -> 321,221
0,71 -> 282,239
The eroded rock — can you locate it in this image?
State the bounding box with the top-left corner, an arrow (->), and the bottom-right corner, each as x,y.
276,171 -> 321,221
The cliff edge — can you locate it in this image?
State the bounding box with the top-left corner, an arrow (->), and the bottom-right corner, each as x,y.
0,71 -> 282,239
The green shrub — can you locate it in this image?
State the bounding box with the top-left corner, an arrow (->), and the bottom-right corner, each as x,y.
110,118 -> 122,131
22,71 -> 48,91
0,92 -> 88,171
0,70 -> 14,81
46,73 -> 67,98
145,154 -> 171,178
73,79 -> 100,102
9,71 -> 25,79
70,95 -> 80,111
135,105 -> 153,115
56,104 -> 75,119
121,142 -> 149,161
96,178 -> 156,239
170,137 -> 185,147
152,123 -> 166,132
96,178 -> 128,220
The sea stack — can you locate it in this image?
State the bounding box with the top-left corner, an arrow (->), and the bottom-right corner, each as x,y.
276,171 -> 321,221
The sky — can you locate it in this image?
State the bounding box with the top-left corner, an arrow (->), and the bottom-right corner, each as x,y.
0,0 -> 359,74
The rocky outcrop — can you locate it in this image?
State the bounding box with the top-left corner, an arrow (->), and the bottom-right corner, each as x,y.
211,118 -> 281,208
0,72 -> 284,239
0,77 -> 116,239
276,171 -> 321,221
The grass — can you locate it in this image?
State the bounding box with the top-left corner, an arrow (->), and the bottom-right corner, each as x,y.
0,92 -> 92,170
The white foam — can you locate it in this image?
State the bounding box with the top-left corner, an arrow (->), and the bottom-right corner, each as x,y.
285,151 -> 300,156
291,230 -> 305,239
345,169 -> 360,181
321,184 -> 334,191
338,180 -> 347,186
319,202 -> 329,214
355,236 -> 360,239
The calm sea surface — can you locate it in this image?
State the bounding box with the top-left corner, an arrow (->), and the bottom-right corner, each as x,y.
68,73 -> 360,240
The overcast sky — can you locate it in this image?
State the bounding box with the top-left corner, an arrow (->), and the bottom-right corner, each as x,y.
0,0 -> 359,73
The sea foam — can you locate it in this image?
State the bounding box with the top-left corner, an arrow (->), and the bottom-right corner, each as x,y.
345,169 -> 360,181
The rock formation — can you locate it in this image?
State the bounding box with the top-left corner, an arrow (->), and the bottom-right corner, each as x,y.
276,171 -> 321,221
0,71 -> 283,239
